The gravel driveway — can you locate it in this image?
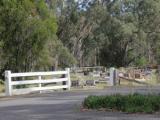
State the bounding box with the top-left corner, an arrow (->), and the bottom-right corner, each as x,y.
0,88 -> 160,120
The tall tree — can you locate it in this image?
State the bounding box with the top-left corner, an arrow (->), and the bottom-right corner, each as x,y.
0,0 -> 57,72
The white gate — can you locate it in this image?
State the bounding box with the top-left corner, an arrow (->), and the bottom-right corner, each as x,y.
5,68 -> 71,96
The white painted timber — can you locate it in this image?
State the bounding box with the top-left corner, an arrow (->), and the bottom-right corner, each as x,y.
11,78 -> 68,85
5,69 -> 71,96
65,68 -> 71,90
5,71 -> 12,96
11,71 -> 67,77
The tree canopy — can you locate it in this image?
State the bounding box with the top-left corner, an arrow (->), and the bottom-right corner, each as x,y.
1,0 -> 160,76
56,0 -> 160,67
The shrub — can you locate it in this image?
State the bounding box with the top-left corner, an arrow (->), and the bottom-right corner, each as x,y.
83,94 -> 160,113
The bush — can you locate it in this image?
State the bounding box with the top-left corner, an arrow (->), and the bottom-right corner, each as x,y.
0,79 -> 4,85
83,94 -> 160,113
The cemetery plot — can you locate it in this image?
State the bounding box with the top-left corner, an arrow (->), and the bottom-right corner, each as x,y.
70,66 -> 109,89
118,67 -> 159,86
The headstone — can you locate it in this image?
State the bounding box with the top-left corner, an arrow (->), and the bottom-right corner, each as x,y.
92,72 -> 100,77
84,71 -> 89,76
71,80 -> 80,87
135,73 -> 141,79
85,80 -> 96,86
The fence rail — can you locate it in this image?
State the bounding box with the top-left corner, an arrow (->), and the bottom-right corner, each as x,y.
5,68 -> 71,96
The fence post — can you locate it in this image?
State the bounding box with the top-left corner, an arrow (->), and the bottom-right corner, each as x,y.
38,76 -> 42,93
109,67 -> 116,86
65,68 -> 71,90
5,70 -> 12,96
115,69 -> 119,86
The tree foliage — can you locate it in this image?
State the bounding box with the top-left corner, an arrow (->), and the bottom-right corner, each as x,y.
56,0 -> 160,67
1,0 -> 160,75
0,0 -> 76,74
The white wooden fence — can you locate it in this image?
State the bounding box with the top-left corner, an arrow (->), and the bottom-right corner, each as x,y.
5,68 -> 71,96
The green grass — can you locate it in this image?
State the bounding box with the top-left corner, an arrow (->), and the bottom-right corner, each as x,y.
83,94 -> 160,113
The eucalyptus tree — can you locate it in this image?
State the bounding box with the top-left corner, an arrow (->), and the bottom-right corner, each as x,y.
94,0 -> 160,67
0,0 -> 57,72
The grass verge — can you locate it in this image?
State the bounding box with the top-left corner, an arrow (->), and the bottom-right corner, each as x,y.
83,94 -> 160,113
